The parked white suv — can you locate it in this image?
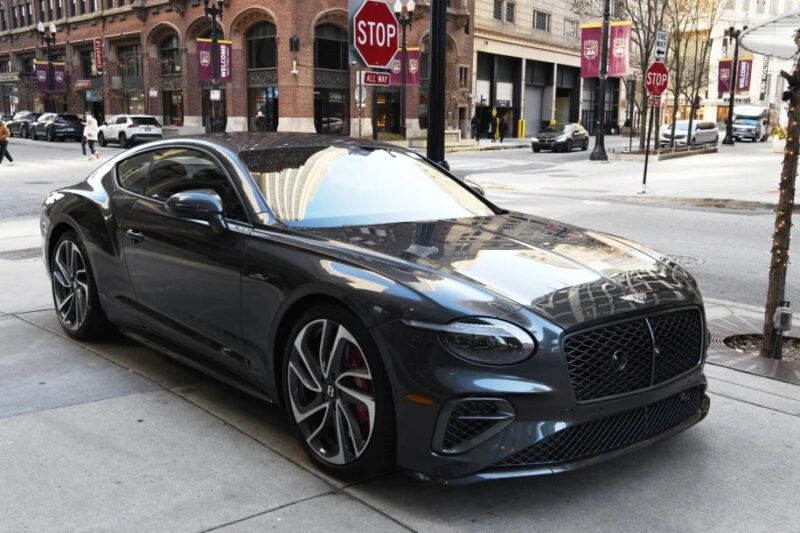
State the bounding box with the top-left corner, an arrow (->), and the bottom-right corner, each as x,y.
659,120 -> 719,147
98,115 -> 163,148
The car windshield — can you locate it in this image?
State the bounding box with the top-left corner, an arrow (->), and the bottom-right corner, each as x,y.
543,124 -> 572,133
60,114 -> 81,122
242,146 -> 495,228
132,117 -> 161,127
735,118 -> 758,126
674,122 -> 691,130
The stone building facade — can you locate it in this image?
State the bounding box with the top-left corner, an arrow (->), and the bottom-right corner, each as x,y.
0,0 -> 474,138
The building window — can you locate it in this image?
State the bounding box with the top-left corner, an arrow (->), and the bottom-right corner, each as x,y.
38,0 -> 44,20
26,1 -> 32,25
56,0 -> 61,18
493,0 -> 502,20
106,0 -> 111,7
1,9 -> 6,30
459,65 -> 469,88
118,0 -> 123,6
0,59 -> 9,72
79,0 -> 85,14
70,0 -> 75,16
534,11 -> 551,32
505,1 -> 514,23
246,22 -> 277,69
80,49 -> 94,78
162,90 -> 183,126
565,19 -> 578,39
117,44 -> 141,76
159,35 -> 181,75
315,24 -> 348,71
23,57 -> 35,74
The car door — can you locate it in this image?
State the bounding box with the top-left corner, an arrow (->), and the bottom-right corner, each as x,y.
112,116 -> 127,142
118,146 -> 252,372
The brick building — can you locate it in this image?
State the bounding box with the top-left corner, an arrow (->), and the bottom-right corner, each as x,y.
0,0 -> 474,138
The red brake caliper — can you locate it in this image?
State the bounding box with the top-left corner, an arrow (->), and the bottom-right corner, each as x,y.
348,346 -> 371,435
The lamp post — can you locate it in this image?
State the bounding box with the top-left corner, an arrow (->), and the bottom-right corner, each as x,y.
204,0 -> 225,133
589,0 -> 610,161
393,0 -> 414,139
426,0 -> 447,168
36,21 -> 57,113
721,23 -> 748,145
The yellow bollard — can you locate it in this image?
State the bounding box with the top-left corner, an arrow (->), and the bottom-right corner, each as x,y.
517,119 -> 526,138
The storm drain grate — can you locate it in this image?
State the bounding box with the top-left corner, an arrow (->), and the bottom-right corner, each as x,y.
0,247 -> 42,261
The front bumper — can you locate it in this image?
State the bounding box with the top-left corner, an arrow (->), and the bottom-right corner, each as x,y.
532,140 -> 568,150
373,307 -> 709,483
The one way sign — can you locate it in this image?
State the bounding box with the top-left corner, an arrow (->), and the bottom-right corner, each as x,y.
654,30 -> 668,60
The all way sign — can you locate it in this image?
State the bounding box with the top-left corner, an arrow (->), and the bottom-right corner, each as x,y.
362,71 -> 391,86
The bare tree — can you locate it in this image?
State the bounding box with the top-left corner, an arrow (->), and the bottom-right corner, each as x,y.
665,0 -> 694,148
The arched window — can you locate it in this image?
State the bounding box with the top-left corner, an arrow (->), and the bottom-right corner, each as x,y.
314,23 -> 348,71
159,35 -> 181,75
246,22 -> 277,69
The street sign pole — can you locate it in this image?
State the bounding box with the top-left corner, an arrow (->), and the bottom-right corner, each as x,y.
641,103 -> 656,193
641,60 -> 668,194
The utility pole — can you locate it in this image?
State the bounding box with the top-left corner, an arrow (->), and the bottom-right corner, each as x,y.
37,22 -> 57,113
722,24 -> 747,145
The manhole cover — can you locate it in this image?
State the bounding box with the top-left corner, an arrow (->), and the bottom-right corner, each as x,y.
722,333 -> 800,362
667,254 -> 704,266
0,247 -> 42,261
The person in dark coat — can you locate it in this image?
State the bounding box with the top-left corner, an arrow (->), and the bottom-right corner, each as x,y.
255,111 -> 267,132
0,120 -> 13,165
470,114 -> 481,141
499,117 -> 509,143
487,118 -> 495,142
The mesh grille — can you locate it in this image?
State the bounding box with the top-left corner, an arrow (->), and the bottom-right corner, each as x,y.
442,400 -> 504,452
563,308 -> 703,401
495,387 -> 702,467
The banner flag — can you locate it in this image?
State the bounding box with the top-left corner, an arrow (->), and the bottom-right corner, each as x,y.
736,59 -> 752,92
580,24 -> 602,78
35,60 -> 48,91
53,62 -> 66,92
197,39 -> 233,83
718,59 -> 733,93
389,48 -> 421,87
608,21 -> 631,77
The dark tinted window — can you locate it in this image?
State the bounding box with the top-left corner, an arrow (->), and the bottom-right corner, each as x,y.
131,117 -> 161,126
245,146 -> 494,228
145,148 -> 246,221
117,151 -> 152,195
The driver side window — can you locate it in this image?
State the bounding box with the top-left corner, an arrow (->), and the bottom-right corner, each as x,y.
144,148 -> 248,223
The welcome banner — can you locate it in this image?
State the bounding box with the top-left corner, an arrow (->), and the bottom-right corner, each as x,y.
197,39 -> 233,83
35,60 -> 48,91
737,59 -> 752,92
608,21 -> 631,77
580,24 -> 602,78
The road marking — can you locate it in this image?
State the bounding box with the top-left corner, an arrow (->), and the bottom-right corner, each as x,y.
582,200 -> 609,206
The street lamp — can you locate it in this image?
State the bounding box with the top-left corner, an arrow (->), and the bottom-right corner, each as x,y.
204,0 -> 225,133
721,22 -> 749,145
393,0 -> 414,138
589,0 -> 610,161
36,21 -> 57,113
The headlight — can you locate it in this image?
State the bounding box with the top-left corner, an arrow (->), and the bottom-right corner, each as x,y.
531,137 -> 539,142
404,317 -> 536,365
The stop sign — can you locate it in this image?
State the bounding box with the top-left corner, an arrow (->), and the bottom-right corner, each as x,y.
645,61 -> 669,96
353,0 -> 399,69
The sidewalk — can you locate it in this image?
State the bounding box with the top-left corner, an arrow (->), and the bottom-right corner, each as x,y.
468,141 -> 786,207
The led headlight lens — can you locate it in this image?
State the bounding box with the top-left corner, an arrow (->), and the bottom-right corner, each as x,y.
404,318 -> 536,365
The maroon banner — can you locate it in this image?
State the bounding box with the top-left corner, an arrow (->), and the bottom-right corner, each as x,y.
197,39 -> 233,83
53,62 -> 66,92
580,24 -> 602,78
608,22 -> 631,77
718,59 -> 733,93
35,61 -> 48,91
737,59 -> 752,92
93,38 -> 104,75
389,49 -> 421,87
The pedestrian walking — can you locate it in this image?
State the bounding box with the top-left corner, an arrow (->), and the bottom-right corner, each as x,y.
487,118 -> 495,142
255,110 -> 267,132
470,114 -> 481,142
499,116 -> 508,143
0,119 -> 13,165
81,114 -> 100,160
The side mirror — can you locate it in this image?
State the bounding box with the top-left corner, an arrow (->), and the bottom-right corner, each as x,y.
165,189 -> 227,233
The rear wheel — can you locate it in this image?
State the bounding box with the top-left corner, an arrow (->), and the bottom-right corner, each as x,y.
98,132 -> 106,147
581,139 -> 589,151
31,128 -> 38,141
50,231 -> 109,340
283,305 -> 395,480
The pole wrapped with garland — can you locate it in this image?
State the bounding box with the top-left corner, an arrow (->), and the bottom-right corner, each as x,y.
761,28 -> 799,359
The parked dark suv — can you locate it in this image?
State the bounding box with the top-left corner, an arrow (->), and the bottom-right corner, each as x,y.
7,111 -> 42,138
31,113 -> 84,141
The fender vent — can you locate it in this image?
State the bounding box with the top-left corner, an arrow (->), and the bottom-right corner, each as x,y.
436,398 -> 515,455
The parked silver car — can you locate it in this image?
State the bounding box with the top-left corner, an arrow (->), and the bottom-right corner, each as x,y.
659,120 -> 719,147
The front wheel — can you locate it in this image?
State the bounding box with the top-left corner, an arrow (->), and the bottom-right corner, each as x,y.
283,305 -> 395,480
564,140 -> 573,152
98,132 -> 106,147
532,147 -> 540,153
581,139 -> 589,151
119,133 -> 129,148
50,231 -> 109,340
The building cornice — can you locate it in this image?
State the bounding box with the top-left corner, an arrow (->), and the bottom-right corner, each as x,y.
474,27 -> 580,58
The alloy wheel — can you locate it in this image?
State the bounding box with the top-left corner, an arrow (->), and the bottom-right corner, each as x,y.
51,239 -> 90,331
287,318 -> 376,465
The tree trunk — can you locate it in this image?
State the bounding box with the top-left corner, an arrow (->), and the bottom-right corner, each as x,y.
761,68 -> 799,359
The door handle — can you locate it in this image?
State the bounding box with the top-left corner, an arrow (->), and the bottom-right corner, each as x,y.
124,229 -> 145,243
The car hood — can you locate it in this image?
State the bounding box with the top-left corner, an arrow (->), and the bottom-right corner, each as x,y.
536,131 -> 568,139
300,213 -> 701,330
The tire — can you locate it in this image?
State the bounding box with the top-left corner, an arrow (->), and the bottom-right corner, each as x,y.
581,139 -> 589,151
564,140 -> 573,152
22,125 -> 29,139
31,128 -> 38,141
283,304 -> 395,480
119,133 -> 129,148
532,147 -> 540,153
47,128 -> 55,142
98,132 -> 106,147
50,231 -> 109,341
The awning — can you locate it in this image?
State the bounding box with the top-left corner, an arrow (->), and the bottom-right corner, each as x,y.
740,11 -> 800,59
